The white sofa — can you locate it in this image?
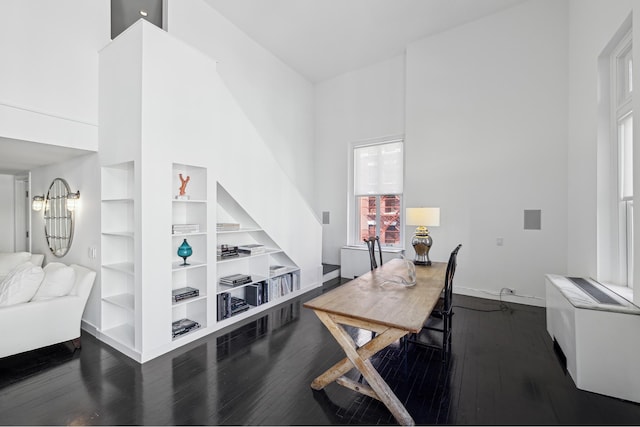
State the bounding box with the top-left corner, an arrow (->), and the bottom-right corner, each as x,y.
0,254 -> 96,358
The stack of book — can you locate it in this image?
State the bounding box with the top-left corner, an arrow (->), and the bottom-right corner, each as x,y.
230,296 -> 251,315
217,293 -> 251,320
238,244 -> 265,255
172,286 -> 199,303
219,273 -> 252,286
245,281 -> 268,306
269,265 -> 288,276
172,318 -> 200,338
217,244 -> 239,259
268,273 -> 300,299
172,224 -> 200,234
217,223 -> 240,231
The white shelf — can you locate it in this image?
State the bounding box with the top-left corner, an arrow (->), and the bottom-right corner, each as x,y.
216,227 -> 262,234
171,231 -> 207,237
171,163 -> 208,348
173,199 -> 207,204
103,293 -> 135,311
103,262 -> 135,275
102,197 -> 134,203
171,261 -> 206,271
103,231 -> 134,238
172,294 -> 207,307
216,248 -> 281,263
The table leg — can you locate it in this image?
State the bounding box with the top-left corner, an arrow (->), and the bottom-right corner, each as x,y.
312,310 -> 414,426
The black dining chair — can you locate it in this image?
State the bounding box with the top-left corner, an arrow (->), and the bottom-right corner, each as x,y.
363,236 -> 383,271
362,236 -> 383,340
406,243 -> 461,362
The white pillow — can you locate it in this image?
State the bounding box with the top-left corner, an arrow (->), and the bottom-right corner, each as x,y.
0,252 -> 32,281
32,262 -> 76,301
0,262 -> 44,306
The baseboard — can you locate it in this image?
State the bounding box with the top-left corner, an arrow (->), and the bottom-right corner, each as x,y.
455,286 -> 546,308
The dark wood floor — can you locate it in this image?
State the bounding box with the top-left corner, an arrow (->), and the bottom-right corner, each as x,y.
1,278 -> 640,425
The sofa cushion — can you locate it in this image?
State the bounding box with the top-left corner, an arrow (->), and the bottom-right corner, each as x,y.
0,262 -> 45,306
32,263 -> 76,301
0,252 -> 32,282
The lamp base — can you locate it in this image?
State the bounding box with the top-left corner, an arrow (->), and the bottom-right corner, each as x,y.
412,235 -> 432,266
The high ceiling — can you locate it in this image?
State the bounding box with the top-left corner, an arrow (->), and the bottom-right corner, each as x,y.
2,0 -> 527,175
204,0 -> 527,82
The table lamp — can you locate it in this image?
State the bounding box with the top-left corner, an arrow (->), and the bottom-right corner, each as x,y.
406,207 -> 440,265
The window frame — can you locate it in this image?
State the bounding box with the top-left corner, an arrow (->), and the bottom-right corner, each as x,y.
348,137 -> 405,248
612,29 -> 634,288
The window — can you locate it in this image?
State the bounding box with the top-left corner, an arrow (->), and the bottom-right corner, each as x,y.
598,19 -> 635,288
613,29 -> 633,288
352,140 -> 403,246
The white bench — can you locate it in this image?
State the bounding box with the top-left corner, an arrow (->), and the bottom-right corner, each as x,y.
546,274 -> 640,403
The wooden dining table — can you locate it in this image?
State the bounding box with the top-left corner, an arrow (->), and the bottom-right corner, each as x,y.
304,258 -> 447,426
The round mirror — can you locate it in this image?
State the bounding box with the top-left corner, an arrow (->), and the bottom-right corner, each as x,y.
44,178 -> 74,257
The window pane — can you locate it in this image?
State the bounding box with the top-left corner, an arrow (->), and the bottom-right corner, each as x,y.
618,44 -> 633,102
627,200 -> 634,288
358,196 -> 377,242
620,112 -> 633,199
380,195 -> 401,245
629,57 -> 633,93
354,141 -> 403,195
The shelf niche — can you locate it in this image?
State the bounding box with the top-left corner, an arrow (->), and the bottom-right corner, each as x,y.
216,182 -> 300,323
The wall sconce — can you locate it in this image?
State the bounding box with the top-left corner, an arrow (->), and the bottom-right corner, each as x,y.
66,191 -> 80,211
32,195 -> 45,212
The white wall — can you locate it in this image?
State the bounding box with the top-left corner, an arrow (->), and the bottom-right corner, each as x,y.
0,0 -> 108,149
0,175 -> 15,252
315,55 -> 406,264
166,0 -> 316,206
31,154 -> 102,329
567,0 -> 640,306
404,0 -> 569,305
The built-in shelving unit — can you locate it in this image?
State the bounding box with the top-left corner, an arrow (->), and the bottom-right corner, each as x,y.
101,161 -> 136,350
171,163 -> 208,340
215,183 -> 301,323
97,20 -> 321,363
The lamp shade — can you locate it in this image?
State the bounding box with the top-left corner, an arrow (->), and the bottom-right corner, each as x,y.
406,207 -> 440,227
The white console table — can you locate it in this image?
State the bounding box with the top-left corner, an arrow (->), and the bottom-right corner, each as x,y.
545,274 -> 640,403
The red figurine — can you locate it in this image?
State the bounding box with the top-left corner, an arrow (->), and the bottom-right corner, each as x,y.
179,174 -> 190,196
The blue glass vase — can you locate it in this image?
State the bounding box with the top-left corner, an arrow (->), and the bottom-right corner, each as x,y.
177,239 -> 193,266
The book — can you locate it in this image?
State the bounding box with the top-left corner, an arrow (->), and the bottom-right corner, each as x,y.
217,223 -> 240,231
172,224 -> 200,234
269,265 -> 288,276
219,273 -> 252,286
217,293 -> 230,320
172,318 -> 201,338
238,244 -> 265,255
172,286 -> 199,302
245,283 -> 264,306
229,296 -> 251,315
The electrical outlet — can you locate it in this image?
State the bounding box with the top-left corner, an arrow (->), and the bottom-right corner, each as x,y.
504,288 -> 515,295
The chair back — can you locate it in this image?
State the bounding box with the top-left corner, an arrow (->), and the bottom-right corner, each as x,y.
443,244 -> 462,309
363,236 -> 383,270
